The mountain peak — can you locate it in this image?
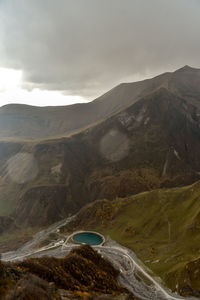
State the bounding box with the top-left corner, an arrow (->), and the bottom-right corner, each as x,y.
181,65 -> 193,70
175,65 -> 200,73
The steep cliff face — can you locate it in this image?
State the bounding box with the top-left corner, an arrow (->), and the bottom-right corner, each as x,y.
1,67 -> 200,228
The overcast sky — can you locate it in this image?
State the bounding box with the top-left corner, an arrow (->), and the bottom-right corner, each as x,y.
0,0 -> 200,106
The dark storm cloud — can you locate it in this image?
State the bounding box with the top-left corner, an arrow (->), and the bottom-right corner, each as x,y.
0,0 -> 200,99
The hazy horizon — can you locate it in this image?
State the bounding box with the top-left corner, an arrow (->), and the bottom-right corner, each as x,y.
0,64 -> 198,108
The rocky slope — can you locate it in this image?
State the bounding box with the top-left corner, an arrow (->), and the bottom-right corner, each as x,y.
1,66 -> 200,229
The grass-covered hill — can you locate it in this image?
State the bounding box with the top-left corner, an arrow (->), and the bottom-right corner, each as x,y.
63,180 -> 200,296
0,245 -> 136,300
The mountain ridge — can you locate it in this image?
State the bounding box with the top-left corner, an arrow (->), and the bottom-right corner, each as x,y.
1,84 -> 200,228
1,66 -> 200,230
1,65 -> 200,139
1,66 -> 200,298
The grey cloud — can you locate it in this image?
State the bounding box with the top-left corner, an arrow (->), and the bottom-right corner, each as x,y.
0,0 -> 200,99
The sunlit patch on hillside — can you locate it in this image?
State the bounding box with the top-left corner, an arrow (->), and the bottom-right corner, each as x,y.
100,129 -> 130,162
7,152 -> 38,184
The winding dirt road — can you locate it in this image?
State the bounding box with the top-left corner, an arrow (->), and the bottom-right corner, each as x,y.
1,218 -> 198,300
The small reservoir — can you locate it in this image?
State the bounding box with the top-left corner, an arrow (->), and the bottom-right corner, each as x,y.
72,231 -> 104,245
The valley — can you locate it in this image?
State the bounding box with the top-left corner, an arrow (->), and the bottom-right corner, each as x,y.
1,0 -> 199,298
63,180 -> 200,296
1,216 -> 192,300
1,66 -> 200,298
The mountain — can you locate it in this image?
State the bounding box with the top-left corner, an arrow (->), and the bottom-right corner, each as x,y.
2,66 -> 200,298
62,180 -> 200,297
1,66 -> 200,230
0,65 -> 200,140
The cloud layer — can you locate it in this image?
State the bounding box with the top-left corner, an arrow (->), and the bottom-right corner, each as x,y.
0,0 -> 200,100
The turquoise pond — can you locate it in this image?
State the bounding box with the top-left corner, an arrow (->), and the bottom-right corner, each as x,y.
72,232 -> 104,245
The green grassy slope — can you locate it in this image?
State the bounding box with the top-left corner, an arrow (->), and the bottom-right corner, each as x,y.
66,180 -> 200,294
